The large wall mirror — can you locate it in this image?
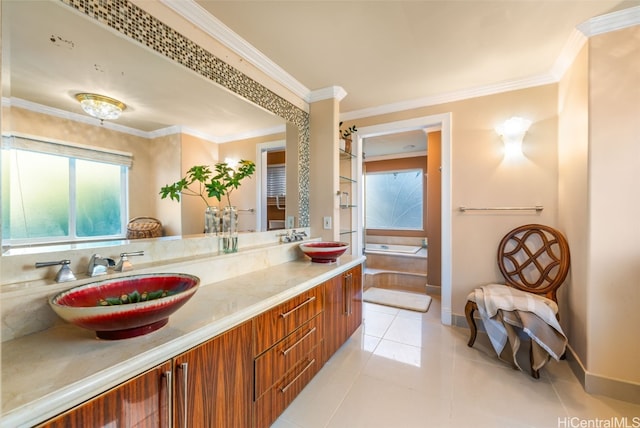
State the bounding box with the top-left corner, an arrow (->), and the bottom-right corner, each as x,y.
1,0 -> 310,254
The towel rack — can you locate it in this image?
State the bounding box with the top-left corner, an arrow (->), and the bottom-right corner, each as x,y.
458,205 -> 543,212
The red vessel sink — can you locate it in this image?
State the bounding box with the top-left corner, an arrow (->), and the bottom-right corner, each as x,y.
299,242 -> 349,263
49,273 -> 200,340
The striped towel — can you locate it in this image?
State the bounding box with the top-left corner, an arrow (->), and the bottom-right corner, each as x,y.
474,284 -> 567,372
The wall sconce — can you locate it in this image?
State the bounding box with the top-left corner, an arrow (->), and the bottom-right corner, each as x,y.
75,93 -> 126,122
495,116 -> 532,157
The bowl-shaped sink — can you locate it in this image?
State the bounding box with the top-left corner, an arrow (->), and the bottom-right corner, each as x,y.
49,273 -> 200,340
299,242 -> 349,263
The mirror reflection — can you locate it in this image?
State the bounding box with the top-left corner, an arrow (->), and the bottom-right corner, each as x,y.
1,0 -> 298,253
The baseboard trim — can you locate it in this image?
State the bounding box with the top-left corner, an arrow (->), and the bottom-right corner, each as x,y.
565,345 -> 640,404
425,284 -> 441,295
453,313 -> 640,404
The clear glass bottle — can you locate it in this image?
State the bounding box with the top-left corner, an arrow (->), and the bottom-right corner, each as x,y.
204,206 -> 219,235
222,206 -> 238,253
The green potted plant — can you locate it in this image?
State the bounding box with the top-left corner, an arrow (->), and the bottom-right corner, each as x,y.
160,160 -> 256,252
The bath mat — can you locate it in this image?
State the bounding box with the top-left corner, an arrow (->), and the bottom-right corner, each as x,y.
363,287 -> 432,312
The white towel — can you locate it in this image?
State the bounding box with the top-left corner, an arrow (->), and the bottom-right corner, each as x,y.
474,284 -> 567,372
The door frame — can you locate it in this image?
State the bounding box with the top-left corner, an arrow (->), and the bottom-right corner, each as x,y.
255,140 -> 286,232
355,113 -> 452,325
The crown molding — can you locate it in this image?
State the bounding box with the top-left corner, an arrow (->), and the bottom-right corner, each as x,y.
6,97 -> 283,144
6,97 -> 149,138
215,124 -> 288,143
577,5 -> 640,36
549,29 -> 588,80
340,73 -> 557,121
159,0 -> 310,102
308,86 -> 348,103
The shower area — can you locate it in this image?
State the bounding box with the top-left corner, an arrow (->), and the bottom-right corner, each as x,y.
362,129 -> 441,299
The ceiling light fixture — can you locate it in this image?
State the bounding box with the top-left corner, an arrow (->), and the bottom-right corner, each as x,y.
75,93 -> 126,122
495,116 -> 532,158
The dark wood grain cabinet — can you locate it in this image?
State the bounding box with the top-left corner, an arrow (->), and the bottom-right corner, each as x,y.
38,361 -> 172,428
39,321 -> 252,428
253,285 -> 324,428
173,320 -> 253,428
324,264 -> 363,360
38,263 -> 363,428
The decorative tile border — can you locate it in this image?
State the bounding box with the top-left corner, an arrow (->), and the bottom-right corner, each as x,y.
60,0 -> 310,226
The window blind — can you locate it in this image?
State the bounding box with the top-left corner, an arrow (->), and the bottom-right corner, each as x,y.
2,133 -> 133,167
267,164 -> 286,197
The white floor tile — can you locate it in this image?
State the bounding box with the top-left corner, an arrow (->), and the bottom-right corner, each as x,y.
272,296 -> 640,428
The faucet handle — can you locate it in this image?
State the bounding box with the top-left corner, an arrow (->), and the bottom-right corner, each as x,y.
35,259 -> 76,283
115,251 -> 144,272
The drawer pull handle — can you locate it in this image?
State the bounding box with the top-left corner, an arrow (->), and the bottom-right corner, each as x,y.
280,296 -> 317,319
279,358 -> 316,394
179,362 -> 189,428
281,327 -> 317,356
164,370 -> 172,428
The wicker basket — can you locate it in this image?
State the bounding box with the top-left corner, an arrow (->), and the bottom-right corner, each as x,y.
126,217 -> 163,239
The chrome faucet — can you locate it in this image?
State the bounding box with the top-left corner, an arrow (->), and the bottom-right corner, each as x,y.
291,230 -> 307,241
35,259 -> 76,283
115,251 -> 144,272
87,254 -> 115,277
278,229 -> 307,243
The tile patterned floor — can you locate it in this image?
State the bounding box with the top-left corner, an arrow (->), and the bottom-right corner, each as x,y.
272,296 -> 640,428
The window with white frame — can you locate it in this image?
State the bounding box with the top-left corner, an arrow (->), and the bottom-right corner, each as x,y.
1,134 -> 130,245
365,168 -> 424,230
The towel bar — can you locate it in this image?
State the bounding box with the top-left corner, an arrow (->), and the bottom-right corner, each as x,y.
458,206 -> 543,212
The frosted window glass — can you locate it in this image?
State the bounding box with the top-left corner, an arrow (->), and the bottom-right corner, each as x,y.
365,169 -> 423,230
2,148 -> 127,244
76,160 -> 123,237
2,149 -> 69,239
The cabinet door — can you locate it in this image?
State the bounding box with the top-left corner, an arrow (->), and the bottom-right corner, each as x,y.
346,264 -> 363,338
173,320 -> 253,428
324,265 -> 363,361
39,361 -> 172,428
323,274 -> 348,360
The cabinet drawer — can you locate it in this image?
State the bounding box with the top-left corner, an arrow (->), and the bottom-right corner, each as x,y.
254,314 -> 323,399
253,344 -> 322,428
253,286 -> 323,356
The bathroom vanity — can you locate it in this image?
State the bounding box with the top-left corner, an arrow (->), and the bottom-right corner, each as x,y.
1,246 -> 364,428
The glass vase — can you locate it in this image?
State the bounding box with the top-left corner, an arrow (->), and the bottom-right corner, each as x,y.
222,206 -> 238,253
204,206 -> 219,236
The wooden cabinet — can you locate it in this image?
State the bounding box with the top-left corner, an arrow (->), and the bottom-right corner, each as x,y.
39,362 -> 172,428
253,286 -> 324,428
38,264 -> 363,428
174,320 -> 253,428
39,321 -> 252,428
324,264 -> 363,360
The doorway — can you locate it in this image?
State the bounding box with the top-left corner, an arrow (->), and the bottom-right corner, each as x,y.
355,113 -> 452,325
255,140 -> 286,232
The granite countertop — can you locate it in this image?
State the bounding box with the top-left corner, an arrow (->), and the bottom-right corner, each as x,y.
1,255 -> 365,428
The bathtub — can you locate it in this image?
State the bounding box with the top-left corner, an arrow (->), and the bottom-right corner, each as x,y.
364,270 -> 427,294
364,241 -> 428,294
365,243 -> 422,254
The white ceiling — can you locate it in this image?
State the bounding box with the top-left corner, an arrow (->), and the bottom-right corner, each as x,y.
194,0 -> 636,113
3,0 -> 638,153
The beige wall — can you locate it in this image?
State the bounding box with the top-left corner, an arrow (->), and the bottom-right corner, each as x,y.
179,134 -> 219,235
558,45 -> 590,367
354,84 -> 560,316
586,25 -> 640,384
218,132 -> 286,232
310,98 -> 340,242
